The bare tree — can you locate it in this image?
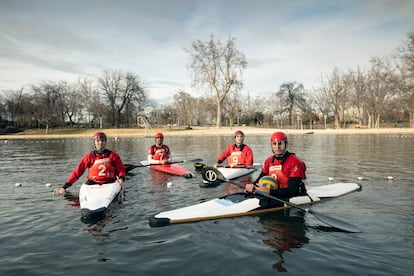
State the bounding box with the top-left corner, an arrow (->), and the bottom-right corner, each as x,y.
98,70 -> 147,128
397,32 -> 414,127
276,82 -> 306,128
98,70 -> 122,127
222,90 -> 242,126
3,88 -> 25,127
195,96 -> 216,126
316,69 -> 352,128
77,77 -> 103,127
365,57 -> 399,128
173,90 -> 196,128
31,81 -> 67,133
63,82 -> 85,127
185,34 -> 247,128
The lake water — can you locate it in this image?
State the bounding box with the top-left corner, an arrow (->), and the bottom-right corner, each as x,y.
0,133 -> 413,275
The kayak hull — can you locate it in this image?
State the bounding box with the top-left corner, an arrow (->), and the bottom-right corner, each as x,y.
79,181 -> 121,223
140,161 -> 194,178
149,182 -> 362,227
150,163 -> 194,178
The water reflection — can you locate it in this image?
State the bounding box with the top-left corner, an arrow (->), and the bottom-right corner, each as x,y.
63,191 -> 80,207
1,134 -> 413,275
257,209 -> 309,272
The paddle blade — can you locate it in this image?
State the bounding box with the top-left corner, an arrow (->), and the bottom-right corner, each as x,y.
187,158 -> 203,163
201,167 -> 226,184
308,209 -> 361,233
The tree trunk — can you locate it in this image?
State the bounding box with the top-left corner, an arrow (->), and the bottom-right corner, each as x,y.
216,99 -> 223,128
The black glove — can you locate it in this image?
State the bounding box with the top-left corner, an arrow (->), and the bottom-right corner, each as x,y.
62,182 -> 71,189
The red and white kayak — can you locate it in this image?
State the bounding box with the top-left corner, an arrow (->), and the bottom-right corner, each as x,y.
79,181 -> 122,223
140,161 -> 194,178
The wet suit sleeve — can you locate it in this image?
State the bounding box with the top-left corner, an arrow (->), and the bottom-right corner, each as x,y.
111,152 -> 126,180
65,153 -> 91,186
217,145 -> 232,164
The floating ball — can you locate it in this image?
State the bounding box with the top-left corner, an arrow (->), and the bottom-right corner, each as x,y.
259,176 -> 278,190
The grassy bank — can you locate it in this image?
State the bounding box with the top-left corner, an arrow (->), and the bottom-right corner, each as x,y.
1,126 -> 414,140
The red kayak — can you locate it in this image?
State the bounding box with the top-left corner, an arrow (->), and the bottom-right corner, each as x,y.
140,161 -> 194,178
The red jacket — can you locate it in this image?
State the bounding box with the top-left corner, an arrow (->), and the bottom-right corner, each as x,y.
148,144 -> 171,162
66,149 -> 125,185
262,152 -> 306,188
217,144 -> 254,167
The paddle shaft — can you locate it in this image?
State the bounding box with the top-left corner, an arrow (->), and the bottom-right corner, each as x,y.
126,158 -> 203,169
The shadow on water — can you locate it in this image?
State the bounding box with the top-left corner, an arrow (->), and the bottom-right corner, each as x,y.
256,209 -> 309,272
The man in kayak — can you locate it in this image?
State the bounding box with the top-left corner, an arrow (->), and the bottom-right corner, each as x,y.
53,132 -> 126,195
245,131 -> 307,207
148,132 -> 172,165
213,130 -> 254,168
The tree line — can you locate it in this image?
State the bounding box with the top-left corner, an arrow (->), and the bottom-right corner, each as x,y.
1,32 -> 413,134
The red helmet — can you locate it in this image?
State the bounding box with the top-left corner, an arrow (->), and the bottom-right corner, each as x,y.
234,130 -> 244,137
270,131 -> 287,142
155,132 -> 164,138
93,131 -> 107,141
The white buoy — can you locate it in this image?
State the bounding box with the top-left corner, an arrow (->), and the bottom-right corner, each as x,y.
387,176 -> 394,180
357,176 -> 364,180
45,183 -> 52,187
15,183 -> 22,187
167,182 -> 172,188
328,177 -> 334,181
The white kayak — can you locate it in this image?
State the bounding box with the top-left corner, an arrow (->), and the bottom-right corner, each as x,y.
149,182 -> 362,227
79,181 -> 122,223
200,163 -> 260,188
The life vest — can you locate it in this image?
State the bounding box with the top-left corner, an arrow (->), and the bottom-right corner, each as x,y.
268,152 -> 292,188
149,145 -> 170,161
88,151 -> 116,184
227,144 -> 246,167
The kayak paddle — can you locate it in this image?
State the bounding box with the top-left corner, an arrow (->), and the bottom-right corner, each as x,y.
202,167 -> 361,233
198,162 -> 261,173
125,158 -> 203,172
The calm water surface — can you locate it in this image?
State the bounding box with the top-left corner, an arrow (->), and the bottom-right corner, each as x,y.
0,133 -> 413,275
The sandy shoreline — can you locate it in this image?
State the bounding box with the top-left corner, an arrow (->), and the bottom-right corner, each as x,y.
1,126 -> 413,139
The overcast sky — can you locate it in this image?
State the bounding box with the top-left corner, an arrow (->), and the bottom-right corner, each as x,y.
0,0 -> 413,102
